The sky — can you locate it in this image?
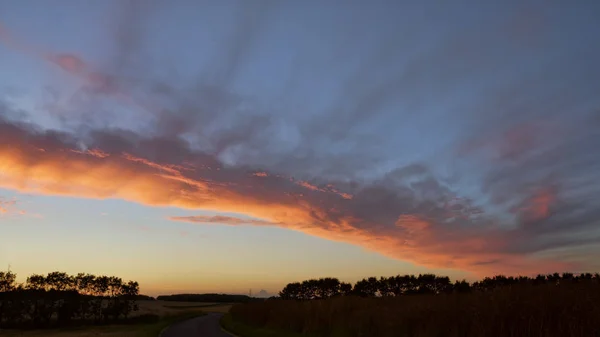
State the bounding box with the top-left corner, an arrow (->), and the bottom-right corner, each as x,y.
1,0 -> 600,297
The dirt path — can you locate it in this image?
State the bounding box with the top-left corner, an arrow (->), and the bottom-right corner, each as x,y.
160,313 -> 233,337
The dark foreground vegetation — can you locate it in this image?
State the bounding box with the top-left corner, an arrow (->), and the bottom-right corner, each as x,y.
157,293 -> 261,303
0,270 -> 145,329
227,273 -> 600,337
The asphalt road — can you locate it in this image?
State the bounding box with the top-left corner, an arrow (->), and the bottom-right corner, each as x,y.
161,313 -> 233,337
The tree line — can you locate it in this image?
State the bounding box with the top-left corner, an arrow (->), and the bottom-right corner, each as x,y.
0,270 -> 141,329
157,293 -> 260,303
278,272 -> 600,300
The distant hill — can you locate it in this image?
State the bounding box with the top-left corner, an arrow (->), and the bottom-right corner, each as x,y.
127,294 -> 156,301
156,293 -> 263,303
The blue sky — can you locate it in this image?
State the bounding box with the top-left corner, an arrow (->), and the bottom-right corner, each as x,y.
1,0 -> 600,296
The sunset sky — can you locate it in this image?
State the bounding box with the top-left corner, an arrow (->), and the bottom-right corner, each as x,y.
1,0 -> 600,297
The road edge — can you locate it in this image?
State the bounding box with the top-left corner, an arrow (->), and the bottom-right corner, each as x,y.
158,326 -> 169,337
157,313 -> 207,337
219,314 -> 241,337
221,326 -> 240,337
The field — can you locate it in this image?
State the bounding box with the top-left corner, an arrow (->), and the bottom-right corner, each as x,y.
227,283 -> 600,337
133,300 -> 233,316
0,301 -> 232,337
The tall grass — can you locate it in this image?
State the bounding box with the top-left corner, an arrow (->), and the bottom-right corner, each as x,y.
229,283 -> 600,337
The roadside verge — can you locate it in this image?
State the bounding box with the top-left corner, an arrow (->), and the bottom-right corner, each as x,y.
219,314 -> 314,337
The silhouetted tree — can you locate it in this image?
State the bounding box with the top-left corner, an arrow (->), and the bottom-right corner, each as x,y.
377,277 -> 395,297
275,271 -> 600,306
280,278 -> 354,300
339,282 -> 353,296
0,270 -> 16,292
416,274 -> 452,294
0,271 -> 140,329
25,274 -> 47,290
533,274 -> 547,285
398,275 -> 419,294
453,280 -> 471,293
279,282 -> 303,300
353,277 -> 379,297
46,271 -> 74,291
547,272 -> 561,285
0,270 -> 18,327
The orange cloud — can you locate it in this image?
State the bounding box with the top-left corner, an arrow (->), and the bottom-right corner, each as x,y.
458,121 -> 558,162
519,187 -> 556,222
121,153 -> 185,176
0,24 -> 90,79
0,198 -> 25,217
169,215 -> 276,227
297,180 -> 324,192
296,181 -> 354,200
0,117 -> 576,276
0,22 -> 153,115
48,53 -> 87,74
71,148 -> 110,158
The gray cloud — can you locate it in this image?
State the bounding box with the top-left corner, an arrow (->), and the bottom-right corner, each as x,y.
2,104 -> 599,274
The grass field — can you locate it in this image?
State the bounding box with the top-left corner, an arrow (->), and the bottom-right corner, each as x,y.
1,301 -> 233,337
227,283 -> 600,337
220,313 -> 314,337
133,300 -> 232,316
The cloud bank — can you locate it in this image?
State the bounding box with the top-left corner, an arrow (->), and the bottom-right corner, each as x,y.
2,107 -> 598,275
1,1 -> 600,276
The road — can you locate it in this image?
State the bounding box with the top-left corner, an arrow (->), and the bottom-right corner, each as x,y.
161,313 -> 234,337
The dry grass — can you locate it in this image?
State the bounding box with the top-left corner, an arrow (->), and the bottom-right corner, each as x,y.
200,304 -> 234,313
0,301 -> 233,337
133,300 -> 220,317
0,325 -> 143,337
230,283 -> 600,337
